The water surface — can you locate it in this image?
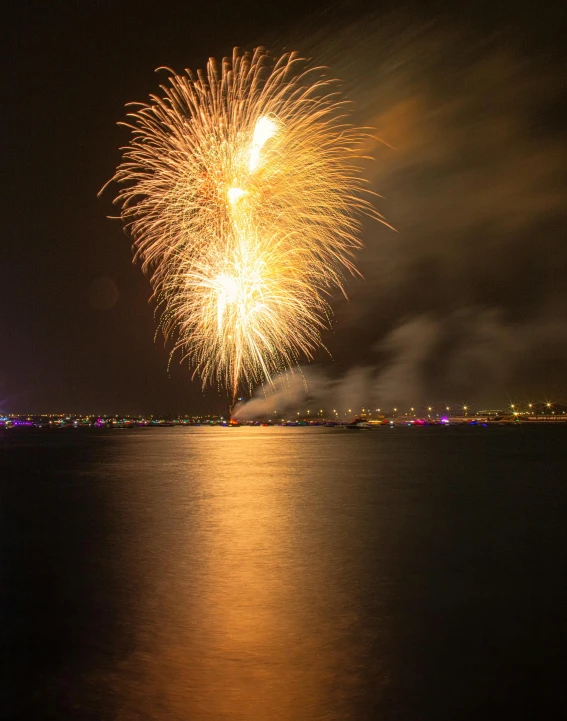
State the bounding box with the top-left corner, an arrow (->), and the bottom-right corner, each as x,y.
1,426 -> 565,720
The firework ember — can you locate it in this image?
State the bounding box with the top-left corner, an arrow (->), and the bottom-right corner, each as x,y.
105,47 -> 380,400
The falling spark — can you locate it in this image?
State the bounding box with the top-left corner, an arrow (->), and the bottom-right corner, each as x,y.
104,47 -> 382,400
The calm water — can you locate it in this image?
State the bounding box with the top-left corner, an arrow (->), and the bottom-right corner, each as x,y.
1,426 -> 565,720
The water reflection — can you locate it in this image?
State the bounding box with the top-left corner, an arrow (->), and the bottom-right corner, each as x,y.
103,427 -> 380,720
3,426 -> 564,719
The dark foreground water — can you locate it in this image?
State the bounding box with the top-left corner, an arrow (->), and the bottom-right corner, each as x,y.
1,426 -> 566,720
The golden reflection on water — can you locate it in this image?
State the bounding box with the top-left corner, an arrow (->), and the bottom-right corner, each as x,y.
105,427 -> 365,721
8,424 -> 557,719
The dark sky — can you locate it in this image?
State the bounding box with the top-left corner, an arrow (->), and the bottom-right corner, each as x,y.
3,1 -> 566,414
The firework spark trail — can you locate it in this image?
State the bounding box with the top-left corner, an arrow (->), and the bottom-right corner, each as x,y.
104,47 -> 381,401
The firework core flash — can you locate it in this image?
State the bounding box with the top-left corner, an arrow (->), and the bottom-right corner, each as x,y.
105,47 -> 380,400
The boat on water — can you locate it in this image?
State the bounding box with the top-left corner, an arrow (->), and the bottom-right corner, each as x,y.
343,419 -> 373,430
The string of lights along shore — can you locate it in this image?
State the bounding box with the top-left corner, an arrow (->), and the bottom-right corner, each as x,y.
104,47 -> 381,403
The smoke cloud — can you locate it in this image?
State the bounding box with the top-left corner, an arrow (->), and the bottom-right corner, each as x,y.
235,302 -> 567,419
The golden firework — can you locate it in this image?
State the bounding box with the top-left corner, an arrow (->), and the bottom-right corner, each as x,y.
105,47 -> 380,399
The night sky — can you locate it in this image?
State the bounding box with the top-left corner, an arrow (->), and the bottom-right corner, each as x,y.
3,1 -> 566,415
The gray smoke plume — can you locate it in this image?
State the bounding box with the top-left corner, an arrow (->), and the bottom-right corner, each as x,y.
234,305 -> 567,418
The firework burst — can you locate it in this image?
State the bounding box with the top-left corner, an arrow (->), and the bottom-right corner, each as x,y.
105,47 -> 380,400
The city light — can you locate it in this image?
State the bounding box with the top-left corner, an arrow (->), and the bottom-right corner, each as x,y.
4,400 -> 567,428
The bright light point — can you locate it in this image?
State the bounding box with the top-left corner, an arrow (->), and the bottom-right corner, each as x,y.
253,116 -> 278,148
249,116 -> 278,172
215,273 -> 240,331
227,187 -> 247,204
215,274 -> 239,302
